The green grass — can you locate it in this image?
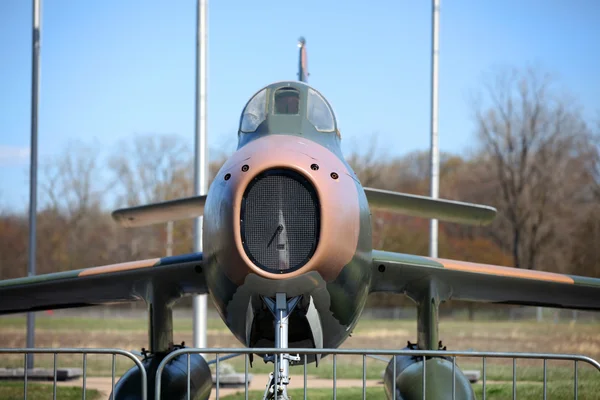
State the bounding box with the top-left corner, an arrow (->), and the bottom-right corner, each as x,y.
220,387 -> 384,399
0,352 -> 138,377
472,380 -> 600,399
218,380 -> 600,400
217,354 -> 600,382
0,382 -> 100,400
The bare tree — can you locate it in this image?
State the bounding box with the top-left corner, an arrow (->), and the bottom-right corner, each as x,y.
0,213 -> 28,279
568,117 -> 600,278
109,133 -> 193,207
472,66 -> 594,271
41,140 -> 104,220
36,141 -> 113,273
107,134 -> 230,259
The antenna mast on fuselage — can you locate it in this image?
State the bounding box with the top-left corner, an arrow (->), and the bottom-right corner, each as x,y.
297,37 -> 308,82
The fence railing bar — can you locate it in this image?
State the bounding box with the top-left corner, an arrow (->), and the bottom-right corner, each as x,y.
512,358 -> 516,400
574,360 -> 578,400
362,353 -> 366,400
82,353 -> 87,400
245,354 -> 249,400
216,352 -> 220,400
111,353 -> 116,397
422,355 -> 426,400
53,353 -> 58,400
150,347 -> 600,369
482,356 -> 486,400
186,353 -> 191,400
333,353 -> 337,400
392,354 -> 396,400
8,346 -> 600,361
274,352 -> 278,400
452,356 -> 456,400
23,353 -> 28,400
303,353 -> 307,400
543,358 -> 547,400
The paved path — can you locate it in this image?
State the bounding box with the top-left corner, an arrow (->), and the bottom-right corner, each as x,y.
210,377 -> 383,399
41,376 -> 384,399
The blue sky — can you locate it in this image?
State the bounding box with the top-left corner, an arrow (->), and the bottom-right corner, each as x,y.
1,0 -> 599,210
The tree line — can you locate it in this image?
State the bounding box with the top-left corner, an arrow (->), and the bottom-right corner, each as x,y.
1,66 -> 598,307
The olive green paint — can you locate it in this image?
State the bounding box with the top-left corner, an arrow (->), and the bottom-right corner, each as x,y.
0,270 -> 81,288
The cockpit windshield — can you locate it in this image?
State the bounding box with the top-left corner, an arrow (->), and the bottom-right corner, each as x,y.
240,88 -> 267,133
274,88 -> 300,115
307,88 -> 335,132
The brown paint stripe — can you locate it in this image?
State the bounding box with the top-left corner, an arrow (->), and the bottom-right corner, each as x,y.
78,258 -> 161,277
430,257 -> 574,284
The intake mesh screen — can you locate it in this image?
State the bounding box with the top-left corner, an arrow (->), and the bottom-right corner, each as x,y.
241,170 -> 320,273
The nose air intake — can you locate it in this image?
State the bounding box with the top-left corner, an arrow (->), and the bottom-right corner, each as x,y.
240,169 -> 320,273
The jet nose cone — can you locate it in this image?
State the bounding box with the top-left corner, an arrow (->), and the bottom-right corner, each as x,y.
203,134 -> 361,284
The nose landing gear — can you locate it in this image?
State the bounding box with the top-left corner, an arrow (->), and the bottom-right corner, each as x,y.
261,293 -> 301,400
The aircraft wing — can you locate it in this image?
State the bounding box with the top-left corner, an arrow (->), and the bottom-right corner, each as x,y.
370,250 -> 600,311
364,188 -> 496,226
112,190 -> 495,228
0,253 -> 206,315
112,195 -> 207,228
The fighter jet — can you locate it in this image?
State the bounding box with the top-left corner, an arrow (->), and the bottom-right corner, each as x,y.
1,46 -> 600,400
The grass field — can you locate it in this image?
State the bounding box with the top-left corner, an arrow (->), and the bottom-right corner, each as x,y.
219,380 -> 600,400
0,382 -> 100,400
0,313 -> 599,398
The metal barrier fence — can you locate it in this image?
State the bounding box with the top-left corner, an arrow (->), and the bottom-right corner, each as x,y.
0,348 -> 147,400
1,347 -> 599,400
157,348 -> 600,400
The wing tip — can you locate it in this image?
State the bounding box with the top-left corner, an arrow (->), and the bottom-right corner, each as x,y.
111,209 -> 133,227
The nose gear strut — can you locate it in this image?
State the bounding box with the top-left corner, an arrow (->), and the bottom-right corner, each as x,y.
261,293 -> 301,400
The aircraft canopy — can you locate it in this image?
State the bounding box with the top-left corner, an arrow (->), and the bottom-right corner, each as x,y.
307,88 -> 335,132
240,88 -> 268,133
240,84 -> 336,133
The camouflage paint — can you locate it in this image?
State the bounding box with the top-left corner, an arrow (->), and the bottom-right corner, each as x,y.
0,253 -> 205,315
371,250 -> 600,311
201,81 -> 372,355
434,257 -> 574,284
79,259 -> 160,277
203,134 -> 360,284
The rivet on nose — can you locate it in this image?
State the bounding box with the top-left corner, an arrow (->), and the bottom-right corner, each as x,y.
310,164 -> 319,171
224,173 -> 231,181
242,165 -> 250,172
330,172 -> 339,180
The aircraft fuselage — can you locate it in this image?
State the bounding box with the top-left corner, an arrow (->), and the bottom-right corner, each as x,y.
202,81 -> 373,360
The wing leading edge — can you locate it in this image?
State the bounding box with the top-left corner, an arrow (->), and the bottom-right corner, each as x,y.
364,188 -> 496,226
0,253 -> 206,315
112,195 -> 207,228
370,250 -> 600,311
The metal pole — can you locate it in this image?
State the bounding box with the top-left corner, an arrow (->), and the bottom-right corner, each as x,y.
166,221 -> 173,257
192,0 -> 208,352
26,0 -> 42,370
428,0 -> 440,258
